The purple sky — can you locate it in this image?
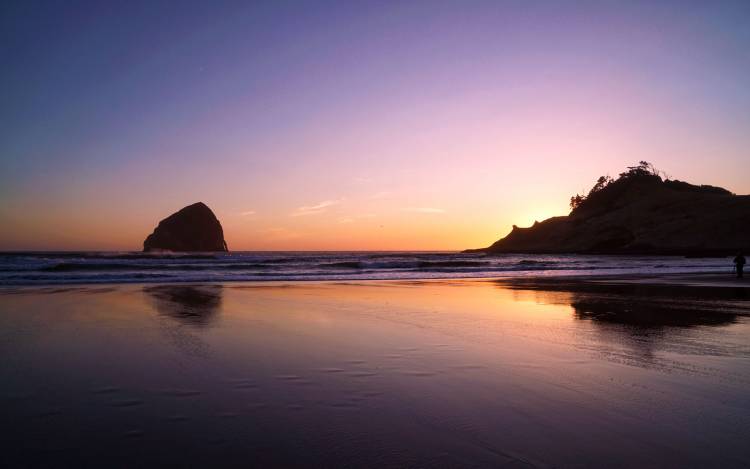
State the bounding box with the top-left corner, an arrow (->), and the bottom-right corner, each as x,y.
2,1 -> 749,250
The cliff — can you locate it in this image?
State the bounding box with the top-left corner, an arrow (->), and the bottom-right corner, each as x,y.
469,166 -> 749,255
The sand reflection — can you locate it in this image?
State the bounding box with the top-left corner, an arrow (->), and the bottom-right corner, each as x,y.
1,280 -> 749,467
495,278 -> 744,369
144,285 -> 222,326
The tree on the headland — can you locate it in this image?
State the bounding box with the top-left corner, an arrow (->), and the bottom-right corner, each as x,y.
570,162 -> 660,211
589,175 -> 613,195
570,174 -> 614,210
570,193 -> 586,210
619,161 -> 659,179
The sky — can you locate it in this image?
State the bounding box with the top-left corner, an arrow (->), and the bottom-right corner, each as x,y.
1,0 -> 749,251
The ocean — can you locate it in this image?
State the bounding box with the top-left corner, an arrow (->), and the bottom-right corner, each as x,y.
0,251 -> 733,285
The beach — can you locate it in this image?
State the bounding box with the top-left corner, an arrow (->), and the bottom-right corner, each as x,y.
2,276 -> 749,467
5,1 -> 750,466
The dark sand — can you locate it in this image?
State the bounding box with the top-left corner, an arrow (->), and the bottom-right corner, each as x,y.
1,275 -> 749,467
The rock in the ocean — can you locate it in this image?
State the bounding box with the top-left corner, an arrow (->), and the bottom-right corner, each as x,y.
143,202 -> 228,252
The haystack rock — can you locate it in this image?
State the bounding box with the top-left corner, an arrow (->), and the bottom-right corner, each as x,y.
143,202 -> 228,252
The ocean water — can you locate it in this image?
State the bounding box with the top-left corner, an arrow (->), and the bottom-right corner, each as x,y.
0,251 -> 733,285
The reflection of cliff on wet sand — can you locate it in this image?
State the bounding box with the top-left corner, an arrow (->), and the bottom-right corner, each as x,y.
569,296 -> 736,327
144,285 -> 222,326
495,278 -> 747,369
495,278 -> 744,328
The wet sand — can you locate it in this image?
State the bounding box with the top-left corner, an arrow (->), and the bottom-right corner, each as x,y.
537,271 -> 750,289
1,278 -> 749,467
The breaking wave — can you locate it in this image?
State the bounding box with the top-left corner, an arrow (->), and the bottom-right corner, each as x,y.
0,251 -> 730,286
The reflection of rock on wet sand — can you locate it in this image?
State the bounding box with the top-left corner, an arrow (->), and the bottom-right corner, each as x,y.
143,285 -> 223,357
144,285 -> 222,326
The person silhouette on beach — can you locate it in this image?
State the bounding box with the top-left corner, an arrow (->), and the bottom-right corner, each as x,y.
734,252 -> 746,279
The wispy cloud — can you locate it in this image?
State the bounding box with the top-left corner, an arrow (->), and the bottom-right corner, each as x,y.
401,207 -> 446,214
338,213 -> 376,224
290,199 -> 342,217
239,210 -> 256,216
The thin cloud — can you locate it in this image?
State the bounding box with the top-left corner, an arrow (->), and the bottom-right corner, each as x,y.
239,210 -> 256,216
338,213 -> 376,224
290,199 -> 342,217
402,207 -> 446,214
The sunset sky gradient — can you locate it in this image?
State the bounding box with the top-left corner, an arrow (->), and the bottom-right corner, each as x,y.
2,0 -> 749,250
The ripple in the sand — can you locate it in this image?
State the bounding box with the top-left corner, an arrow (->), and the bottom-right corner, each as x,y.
449,364 -> 486,370
159,389 -> 202,397
396,347 -> 420,352
345,395 -> 367,402
384,354 -> 405,359
165,414 -> 189,422
217,412 -> 238,418
316,367 -> 346,373
110,399 -> 144,407
227,378 -> 258,388
346,371 -> 378,378
91,386 -> 120,395
275,374 -> 314,385
344,359 -> 367,365
329,401 -> 359,409
233,382 -> 258,389
275,374 -> 303,380
430,344 -> 463,352
401,370 -> 438,377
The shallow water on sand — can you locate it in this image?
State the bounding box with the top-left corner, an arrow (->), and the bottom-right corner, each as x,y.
1,280 -> 749,467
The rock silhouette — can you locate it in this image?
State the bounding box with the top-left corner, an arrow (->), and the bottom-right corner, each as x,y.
469,166 -> 750,255
143,202 -> 228,252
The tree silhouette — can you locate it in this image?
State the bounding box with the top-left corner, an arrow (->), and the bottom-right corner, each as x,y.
570,174 -> 613,211
620,161 -> 658,178
570,194 -> 586,210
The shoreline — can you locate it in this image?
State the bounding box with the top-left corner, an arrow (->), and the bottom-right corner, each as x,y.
2,251 -> 735,288
494,271 -> 750,289
1,271 -> 747,292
